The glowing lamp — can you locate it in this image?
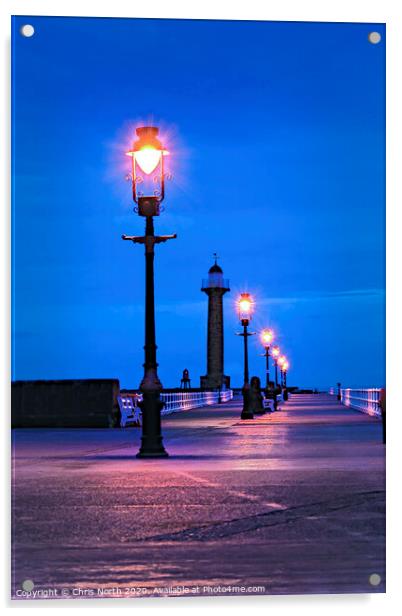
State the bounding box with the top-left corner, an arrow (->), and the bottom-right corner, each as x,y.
238,293 -> 253,325
272,346 -> 280,359
261,329 -> 274,346
126,126 -> 169,216
283,361 -> 289,371
278,355 -> 286,367
135,147 -> 164,175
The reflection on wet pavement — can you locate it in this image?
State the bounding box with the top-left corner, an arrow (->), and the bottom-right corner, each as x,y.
12,394 -> 385,598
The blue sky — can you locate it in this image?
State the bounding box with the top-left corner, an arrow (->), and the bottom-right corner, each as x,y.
12,16 -> 385,389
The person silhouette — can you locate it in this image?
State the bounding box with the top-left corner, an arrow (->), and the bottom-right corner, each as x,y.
249,376 -> 265,415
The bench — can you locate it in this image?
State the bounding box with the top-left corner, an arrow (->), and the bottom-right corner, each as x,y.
263,390 -> 283,412
117,394 -> 142,427
263,397 -> 275,412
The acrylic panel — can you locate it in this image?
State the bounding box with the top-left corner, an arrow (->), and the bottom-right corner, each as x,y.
11,15 -> 385,600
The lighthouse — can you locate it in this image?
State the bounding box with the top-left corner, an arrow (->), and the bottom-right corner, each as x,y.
200,255 -> 231,390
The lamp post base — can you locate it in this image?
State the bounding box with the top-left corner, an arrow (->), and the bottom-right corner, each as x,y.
137,388 -> 169,458
241,411 -> 254,419
136,449 -> 169,459
241,384 -> 254,420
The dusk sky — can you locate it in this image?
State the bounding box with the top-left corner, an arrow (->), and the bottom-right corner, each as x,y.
12,16 -> 385,389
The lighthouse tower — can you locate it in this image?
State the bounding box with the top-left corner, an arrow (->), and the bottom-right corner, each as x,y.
200,255 -> 231,390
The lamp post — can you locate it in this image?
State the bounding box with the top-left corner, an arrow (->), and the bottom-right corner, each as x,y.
278,355 -> 286,387
282,360 -> 289,401
283,360 -> 289,389
260,329 -> 274,392
278,355 -> 288,401
282,361 -> 289,401
236,293 -> 255,419
271,345 -> 280,387
123,126 -> 176,458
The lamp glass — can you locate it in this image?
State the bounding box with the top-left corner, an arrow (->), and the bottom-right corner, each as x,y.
135,147 -> 163,175
238,294 -> 253,321
261,329 -> 274,345
272,346 -> 280,358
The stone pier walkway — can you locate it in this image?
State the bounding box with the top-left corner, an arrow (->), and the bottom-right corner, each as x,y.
11,393 -> 385,599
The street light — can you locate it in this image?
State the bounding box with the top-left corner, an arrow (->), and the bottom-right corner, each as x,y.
278,354 -> 289,401
271,345 -> 280,386
236,293 -> 255,419
123,126 -> 176,458
126,126 -> 169,215
283,360 -> 289,388
278,355 -> 286,387
260,329 -> 274,391
282,360 -> 289,400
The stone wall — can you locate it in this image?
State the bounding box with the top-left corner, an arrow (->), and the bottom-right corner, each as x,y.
12,379 -> 121,428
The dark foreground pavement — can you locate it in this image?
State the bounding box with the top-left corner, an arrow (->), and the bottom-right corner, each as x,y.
11,393 -> 385,599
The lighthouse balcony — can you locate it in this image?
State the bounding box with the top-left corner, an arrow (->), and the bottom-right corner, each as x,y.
201,277 -> 230,290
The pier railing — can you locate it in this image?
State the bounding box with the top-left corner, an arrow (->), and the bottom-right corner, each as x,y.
161,389 -> 233,413
329,387 -> 382,418
118,389 -> 234,427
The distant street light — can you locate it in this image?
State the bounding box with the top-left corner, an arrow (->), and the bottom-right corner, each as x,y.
278,355 -> 286,387
271,345 -> 280,386
283,360 -> 289,388
260,329 -> 274,391
123,126 -> 176,458
282,360 -> 290,401
236,293 -> 255,420
278,355 -> 288,401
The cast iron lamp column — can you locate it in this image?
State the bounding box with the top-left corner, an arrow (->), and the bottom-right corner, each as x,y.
283,360 -> 289,388
278,355 -> 288,401
260,329 -> 274,391
272,345 -> 280,387
123,126 -> 176,458
278,355 -> 286,386
236,293 -> 255,420
282,361 -> 289,401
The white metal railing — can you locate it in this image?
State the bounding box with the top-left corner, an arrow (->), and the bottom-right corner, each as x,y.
339,388 -> 382,418
118,389 -> 233,427
160,390 -> 233,413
